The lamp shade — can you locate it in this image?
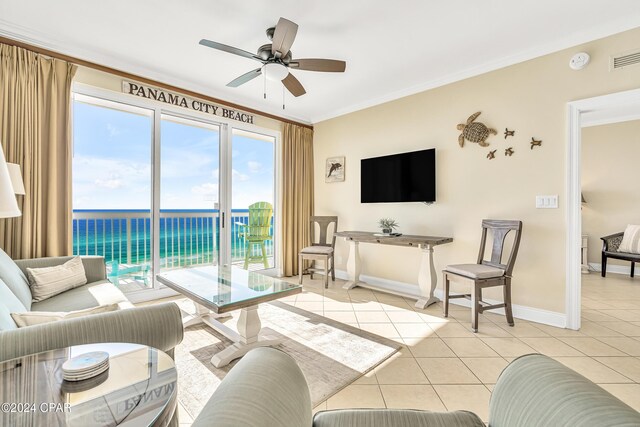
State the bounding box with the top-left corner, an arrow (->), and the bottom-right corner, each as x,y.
6,163 -> 25,195
0,148 -> 21,218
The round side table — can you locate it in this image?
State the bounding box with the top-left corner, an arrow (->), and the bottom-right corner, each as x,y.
0,342 -> 177,426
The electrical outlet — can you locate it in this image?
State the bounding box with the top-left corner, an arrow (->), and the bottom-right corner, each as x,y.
536,195 -> 558,209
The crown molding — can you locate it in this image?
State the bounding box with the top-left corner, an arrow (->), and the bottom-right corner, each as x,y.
311,17 -> 640,123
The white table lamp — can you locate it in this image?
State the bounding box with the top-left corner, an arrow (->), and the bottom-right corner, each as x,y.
0,149 -> 21,218
7,163 -> 25,195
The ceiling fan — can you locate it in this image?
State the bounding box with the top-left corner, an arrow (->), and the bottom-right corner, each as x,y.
199,17 -> 346,98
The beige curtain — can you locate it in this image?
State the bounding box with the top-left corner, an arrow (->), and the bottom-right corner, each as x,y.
282,122 -> 314,276
0,44 -> 77,259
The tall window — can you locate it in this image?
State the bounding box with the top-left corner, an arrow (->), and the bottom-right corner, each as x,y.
71,91 -> 278,293
73,96 -> 153,291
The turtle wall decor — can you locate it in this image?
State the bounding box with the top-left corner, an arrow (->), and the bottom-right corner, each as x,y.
530,138 -> 542,149
457,112 -> 497,148
505,147 -> 514,156
486,149 -> 497,160
504,128 -> 515,139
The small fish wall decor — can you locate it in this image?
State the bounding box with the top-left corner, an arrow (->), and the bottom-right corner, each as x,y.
487,150 -> 497,160
530,138 -> 542,149
505,147 -> 514,156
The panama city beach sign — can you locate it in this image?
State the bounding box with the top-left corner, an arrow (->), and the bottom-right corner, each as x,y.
122,81 -> 255,124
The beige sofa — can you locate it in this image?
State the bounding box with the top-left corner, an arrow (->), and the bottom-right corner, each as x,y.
0,249 -> 184,362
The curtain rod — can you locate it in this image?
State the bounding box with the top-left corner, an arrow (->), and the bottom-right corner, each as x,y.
0,35 -> 313,130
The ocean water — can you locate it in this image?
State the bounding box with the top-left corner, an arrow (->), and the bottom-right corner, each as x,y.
72,209 -> 274,267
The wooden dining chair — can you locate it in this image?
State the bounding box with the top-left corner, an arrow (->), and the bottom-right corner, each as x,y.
443,219 -> 523,332
299,216 -> 338,288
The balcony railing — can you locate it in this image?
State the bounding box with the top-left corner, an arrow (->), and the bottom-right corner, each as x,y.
72,210 -> 274,270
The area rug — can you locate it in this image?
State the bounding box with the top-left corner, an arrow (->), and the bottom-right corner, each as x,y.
173,299 -> 400,419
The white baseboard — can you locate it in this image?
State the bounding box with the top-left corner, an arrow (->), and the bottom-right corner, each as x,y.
335,269 -> 566,328
588,263 -> 632,276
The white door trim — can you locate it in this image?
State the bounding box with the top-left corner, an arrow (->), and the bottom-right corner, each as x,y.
566,88 -> 640,330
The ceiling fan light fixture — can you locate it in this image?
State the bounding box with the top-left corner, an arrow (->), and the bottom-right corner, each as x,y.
263,63 -> 289,81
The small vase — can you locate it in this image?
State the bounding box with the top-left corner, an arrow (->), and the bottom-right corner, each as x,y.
382,228 -> 392,234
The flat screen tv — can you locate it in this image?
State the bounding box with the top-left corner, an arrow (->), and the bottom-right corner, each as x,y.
361,148 -> 435,203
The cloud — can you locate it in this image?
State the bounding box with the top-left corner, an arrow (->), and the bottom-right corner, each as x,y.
94,178 -> 124,189
191,182 -> 219,196
248,161 -> 262,173
232,169 -> 250,182
106,123 -> 121,138
73,155 -> 151,209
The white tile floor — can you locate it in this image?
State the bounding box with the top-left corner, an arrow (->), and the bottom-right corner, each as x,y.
177,271 -> 640,425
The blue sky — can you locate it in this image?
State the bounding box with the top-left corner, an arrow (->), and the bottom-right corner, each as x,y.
73,101 -> 274,210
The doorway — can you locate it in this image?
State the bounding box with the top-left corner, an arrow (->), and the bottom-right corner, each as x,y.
565,88 -> 640,329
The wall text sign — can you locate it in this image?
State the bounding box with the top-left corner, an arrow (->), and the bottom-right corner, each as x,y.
122,81 -> 255,124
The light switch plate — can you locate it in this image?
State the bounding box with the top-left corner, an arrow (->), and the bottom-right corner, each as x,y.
536,195 -> 559,208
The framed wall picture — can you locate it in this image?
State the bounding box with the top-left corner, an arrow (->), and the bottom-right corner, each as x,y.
325,156 -> 345,183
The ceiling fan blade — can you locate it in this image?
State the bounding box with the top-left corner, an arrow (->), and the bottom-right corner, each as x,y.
271,18 -> 298,58
227,68 -> 262,87
199,39 -> 262,62
290,58 -> 346,72
282,72 -> 306,97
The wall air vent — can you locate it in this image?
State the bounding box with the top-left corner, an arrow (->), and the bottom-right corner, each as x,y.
610,49 -> 640,70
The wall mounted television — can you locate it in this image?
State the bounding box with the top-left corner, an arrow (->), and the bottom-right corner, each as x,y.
361,148 -> 435,203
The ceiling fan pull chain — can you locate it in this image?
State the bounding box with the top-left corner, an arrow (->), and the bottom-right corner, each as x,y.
263,68 -> 267,99
282,84 -> 285,110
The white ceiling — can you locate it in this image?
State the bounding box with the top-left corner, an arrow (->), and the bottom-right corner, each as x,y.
1,1 -> 640,124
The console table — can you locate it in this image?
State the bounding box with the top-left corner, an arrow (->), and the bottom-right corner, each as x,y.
334,231 -> 453,309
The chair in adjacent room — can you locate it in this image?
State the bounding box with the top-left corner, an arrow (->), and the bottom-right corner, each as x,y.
601,230 -> 640,278
299,216 -> 338,288
237,201 -> 273,269
443,219 -> 523,332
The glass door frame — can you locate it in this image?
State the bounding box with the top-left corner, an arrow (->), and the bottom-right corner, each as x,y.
72,83 -> 282,291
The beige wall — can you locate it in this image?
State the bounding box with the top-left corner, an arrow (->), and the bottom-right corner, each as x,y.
74,67 -> 284,132
582,119 -> 640,267
314,27 -> 640,315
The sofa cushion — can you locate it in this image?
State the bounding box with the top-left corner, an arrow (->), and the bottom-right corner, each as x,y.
0,278 -> 27,331
11,303 -> 120,327
31,280 -> 132,312
619,224 -> 640,254
489,353 -> 640,427
313,409 -> 485,427
27,256 -> 88,302
0,248 -> 32,310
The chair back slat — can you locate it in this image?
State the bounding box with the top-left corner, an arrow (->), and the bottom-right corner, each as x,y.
246,202 -> 273,239
310,216 -> 338,248
477,219 -> 523,276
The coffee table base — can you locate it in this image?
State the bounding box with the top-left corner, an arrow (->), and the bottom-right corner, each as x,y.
185,303 -> 282,368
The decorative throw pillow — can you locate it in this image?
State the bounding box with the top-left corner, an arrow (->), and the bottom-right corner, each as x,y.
10,303 -> 120,327
619,225 -> 640,254
26,257 -> 88,302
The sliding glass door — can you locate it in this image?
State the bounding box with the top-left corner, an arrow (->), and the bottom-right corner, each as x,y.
159,115 -> 220,271
72,90 -> 278,293
72,95 -> 154,291
230,129 -> 276,270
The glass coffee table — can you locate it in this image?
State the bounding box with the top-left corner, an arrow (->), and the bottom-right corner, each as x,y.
0,343 -> 177,427
156,266 -> 301,367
